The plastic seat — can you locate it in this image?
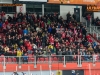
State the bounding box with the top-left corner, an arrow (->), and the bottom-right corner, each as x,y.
53,57 -> 58,61
12,57 -> 17,62
45,58 -> 49,61
28,54 -> 34,62
1,55 -> 5,62
40,58 -> 44,62
8,58 -> 12,62
0,58 -> 2,62
62,57 -> 64,61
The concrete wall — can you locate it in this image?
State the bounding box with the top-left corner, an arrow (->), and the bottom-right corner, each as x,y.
93,12 -> 100,18
0,0 -> 12,4
5,14 -> 13,19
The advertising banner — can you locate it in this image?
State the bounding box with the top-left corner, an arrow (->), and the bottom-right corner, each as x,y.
87,5 -> 100,11
47,0 -> 99,5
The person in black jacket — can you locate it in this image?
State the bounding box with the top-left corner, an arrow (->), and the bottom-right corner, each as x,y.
65,48 -> 69,62
35,50 -> 39,64
12,71 -> 19,75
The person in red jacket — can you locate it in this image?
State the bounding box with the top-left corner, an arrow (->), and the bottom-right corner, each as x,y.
27,41 -> 33,54
49,35 -> 54,45
40,21 -> 45,28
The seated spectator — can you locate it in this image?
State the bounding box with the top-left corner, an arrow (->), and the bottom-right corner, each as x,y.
4,46 -> 9,52
88,45 -> 93,52
23,28 -> 28,35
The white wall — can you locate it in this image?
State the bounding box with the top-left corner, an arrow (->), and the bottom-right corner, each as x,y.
5,14 -> 13,19
0,70 -> 56,75
94,12 -> 100,18
60,5 -> 82,22
0,0 -> 12,3
16,4 -> 26,13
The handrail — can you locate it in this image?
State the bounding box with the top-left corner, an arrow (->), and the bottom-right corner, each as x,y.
91,26 -> 100,27
0,55 -> 99,67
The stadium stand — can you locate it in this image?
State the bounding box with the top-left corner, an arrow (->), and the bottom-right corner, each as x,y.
0,11 -> 99,64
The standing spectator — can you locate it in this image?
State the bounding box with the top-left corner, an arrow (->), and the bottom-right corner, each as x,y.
23,53 -> 28,64
82,26 -> 87,39
8,15 -> 12,23
1,11 -> 5,22
67,12 -> 71,22
86,14 -> 91,27
65,48 -> 69,61
35,50 -> 39,64
69,48 -> 73,61
58,49 -> 62,61
2,23 -> 7,34
17,48 -> 23,64
72,13 -> 76,20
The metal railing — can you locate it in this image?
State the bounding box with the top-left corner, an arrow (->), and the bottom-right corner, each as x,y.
84,17 -> 100,40
0,55 -> 99,67
90,27 -> 100,40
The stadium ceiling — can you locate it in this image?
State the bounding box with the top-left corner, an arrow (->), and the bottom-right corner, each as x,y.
13,0 -> 46,4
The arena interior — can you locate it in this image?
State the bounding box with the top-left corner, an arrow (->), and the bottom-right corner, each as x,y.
0,0 -> 100,75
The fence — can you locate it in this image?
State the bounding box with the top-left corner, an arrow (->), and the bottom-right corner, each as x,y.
0,55 -> 99,66
84,17 -> 100,40
0,55 -> 100,75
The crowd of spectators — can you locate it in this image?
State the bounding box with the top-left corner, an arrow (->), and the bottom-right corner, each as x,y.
0,11 -> 99,63
92,17 -> 100,26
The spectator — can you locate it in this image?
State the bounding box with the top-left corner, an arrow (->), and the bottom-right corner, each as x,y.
23,28 -> 28,35
35,50 -> 39,64
0,11 -> 98,64
86,14 -> 91,27
17,48 -> 23,64
58,49 -> 62,61
72,13 -> 76,20
12,71 -> 19,75
23,53 -> 28,63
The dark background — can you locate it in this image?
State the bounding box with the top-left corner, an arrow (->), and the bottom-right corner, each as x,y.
63,70 -> 84,75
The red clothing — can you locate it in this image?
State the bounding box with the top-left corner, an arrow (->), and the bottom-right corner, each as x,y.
74,28 -> 77,35
73,55 -> 77,60
55,42 -> 59,49
5,21 -> 8,25
69,37 -> 73,43
27,43 -> 32,50
3,23 -> 6,30
36,37 -> 39,42
86,35 -> 91,40
1,12 -> 5,17
87,15 -> 91,21
88,38 -> 93,43
18,29 -> 22,35
79,34 -> 83,39
65,41 -> 70,46
41,22 -> 45,28
50,36 -> 54,44
24,41 -> 29,47
62,32 -> 66,39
